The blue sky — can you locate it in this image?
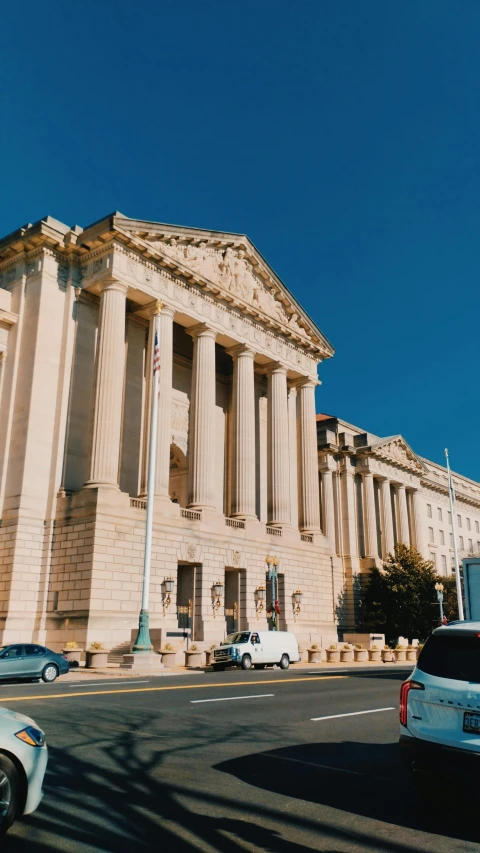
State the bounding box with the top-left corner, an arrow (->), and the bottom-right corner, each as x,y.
1,1 -> 479,479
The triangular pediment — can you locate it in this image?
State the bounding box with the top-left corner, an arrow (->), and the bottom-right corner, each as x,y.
109,214 -> 334,358
369,435 -> 426,474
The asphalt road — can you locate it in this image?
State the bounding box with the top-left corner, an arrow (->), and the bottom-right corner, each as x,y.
1,666 -> 479,853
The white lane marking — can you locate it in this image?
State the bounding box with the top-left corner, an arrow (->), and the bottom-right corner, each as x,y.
191,693 -> 274,704
311,706 -> 395,721
69,680 -> 150,688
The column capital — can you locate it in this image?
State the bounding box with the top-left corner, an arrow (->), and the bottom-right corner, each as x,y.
290,376 -> 321,390
98,278 -> 129,296
263,360 -> 288,377
186,323 -> 217,341
226,343 -> 256,360
155,301 -> 176,319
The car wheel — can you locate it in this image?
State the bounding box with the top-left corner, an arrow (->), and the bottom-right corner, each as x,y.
212,664 -> 225,672
241,655 -> 252,671
42,664 -> 58,683
0,754 -> 21,837
279,654 -> 290,670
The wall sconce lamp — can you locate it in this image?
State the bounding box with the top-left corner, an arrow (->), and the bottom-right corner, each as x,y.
163,576 -> 175,616
255,585 -> 266,619
292,589 -> 303,620
212,580 -> 224,618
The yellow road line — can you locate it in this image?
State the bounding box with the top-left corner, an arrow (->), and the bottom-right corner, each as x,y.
0,675 -> 347,703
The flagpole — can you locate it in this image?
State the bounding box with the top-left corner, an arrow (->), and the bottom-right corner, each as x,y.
445,448 -> 464,621
132,300 -> 163,652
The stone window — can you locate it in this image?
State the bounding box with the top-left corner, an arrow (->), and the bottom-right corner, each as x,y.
475,520 -> 479,533
477,540 -> 480,552
468,539 -> 473,553
467,518 -> 471,531
441,554 -> 447,572
438,507 -> 442,521
448,511 -> 452,524
427,504 -> 432,518
459,536 -> 464,550
428,527 -> 434,543
457,515 -> 462,528
439,530 -> 445,545
430,551 -> 437,568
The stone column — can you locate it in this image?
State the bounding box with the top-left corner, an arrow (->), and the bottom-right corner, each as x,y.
340,461 -> 358,557
412,489 -> 428,558
322,467 -> 336,550
154,304 -> 175,500
187,325 -> 217,510
288,387 -> 299,529
297,379 -> 321,532
267,363 -> 290,526
381,479 -> 395,556
363,471 -> 379,558
397,484 -> 410,546
86,280 -> 128,488
229,345 -> 256,519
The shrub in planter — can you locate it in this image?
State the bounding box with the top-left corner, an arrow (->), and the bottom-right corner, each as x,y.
381,646 -> 395,662
62,641 -> 84,667
340,644 -> 354,662
86,643 -> 109,668
406,645 -> 417,662
307,644 -> 324,663
368,644 -> 381,662
184,645 -> 203,668
326,644 -> 340,663
160,643 -> 177,666
395,645 -> 407,662
354,644 -> 368,662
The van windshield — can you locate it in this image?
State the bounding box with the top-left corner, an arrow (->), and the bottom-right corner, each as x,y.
221,632 -> 251,645
417,633 -> 480,682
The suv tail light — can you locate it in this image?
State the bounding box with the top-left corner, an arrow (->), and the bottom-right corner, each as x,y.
399,679 -> 424,727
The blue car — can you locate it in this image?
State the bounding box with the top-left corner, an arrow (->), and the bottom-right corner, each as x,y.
0,644 -> 69,683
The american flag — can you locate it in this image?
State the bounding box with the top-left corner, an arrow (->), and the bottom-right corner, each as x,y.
153,331 -> 160,377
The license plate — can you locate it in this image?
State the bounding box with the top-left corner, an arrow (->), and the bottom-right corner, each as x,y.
463,712 -> 480,734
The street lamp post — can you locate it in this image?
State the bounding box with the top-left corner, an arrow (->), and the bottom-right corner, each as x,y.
435,582 -> 445,623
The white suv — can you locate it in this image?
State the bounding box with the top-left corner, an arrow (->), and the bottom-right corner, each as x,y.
400,622 -> 480,783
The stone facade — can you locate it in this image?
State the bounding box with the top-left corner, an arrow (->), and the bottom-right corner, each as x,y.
0,213 -> 338,654
317,415 -> 480,629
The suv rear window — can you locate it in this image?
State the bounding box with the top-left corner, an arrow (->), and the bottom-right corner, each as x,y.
418,633 -> 480,682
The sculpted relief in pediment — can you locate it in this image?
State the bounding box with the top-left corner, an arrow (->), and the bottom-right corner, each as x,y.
373,438 -> 424,473
150,237 -> 307,337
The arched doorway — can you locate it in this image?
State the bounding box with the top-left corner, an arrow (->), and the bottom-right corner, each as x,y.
169,444 -> 188,507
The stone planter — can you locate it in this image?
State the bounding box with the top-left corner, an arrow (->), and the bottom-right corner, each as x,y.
368,649 -> 381,662
297,645 -> 306,662
62,648 -> 83,667
205,651 -> 218,667
86,650 -> 109,669
395,649 -> 407,662
406,649 -> 417,662
307,648 -> 323,663
326,649 -> 340,663
340,649 -> 354,662
160,651 -> 177,666
354,649 -> 368,662
381,649 -> 394,662
184,650 -> 203,668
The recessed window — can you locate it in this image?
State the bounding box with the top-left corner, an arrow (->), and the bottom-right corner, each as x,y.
468,539 -> 473,553
441,554 -> 447,572
467,518 -> 471,531
477,541 -> 480,552
459,536 -> 464,550
438,507 -> 443,522
428,527 -> 434,543
450,533 -> 453,547
430,551 -> 437,567
427,504 -> 432,518
457,515 -> 462,528
439,530 -> 445,545
475,521 -> 479,533
448,511 -> 452,524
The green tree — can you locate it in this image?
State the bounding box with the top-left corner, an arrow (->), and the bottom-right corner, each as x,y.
441,569 -> 465,622
362,544 -> 438,643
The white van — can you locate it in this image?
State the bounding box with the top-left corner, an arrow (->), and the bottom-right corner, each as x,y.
211,630 -> 299,671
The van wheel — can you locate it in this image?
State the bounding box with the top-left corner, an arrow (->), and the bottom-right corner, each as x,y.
241,655 -> 252,670
279,654 -> 290,670
255,664 -> 266,670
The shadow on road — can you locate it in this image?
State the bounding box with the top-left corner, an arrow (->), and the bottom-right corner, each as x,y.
3,717 -> 478,853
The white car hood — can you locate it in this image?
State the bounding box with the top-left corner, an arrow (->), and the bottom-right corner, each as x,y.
0,705 -> 38,728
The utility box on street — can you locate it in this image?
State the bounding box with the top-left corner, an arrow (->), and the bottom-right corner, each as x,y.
463,558 -> 480,620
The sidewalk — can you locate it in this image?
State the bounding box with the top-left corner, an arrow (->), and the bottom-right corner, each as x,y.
63,659 -> 414,681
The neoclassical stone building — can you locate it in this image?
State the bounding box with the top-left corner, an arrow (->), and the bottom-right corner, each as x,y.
0,212 -> 479,652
